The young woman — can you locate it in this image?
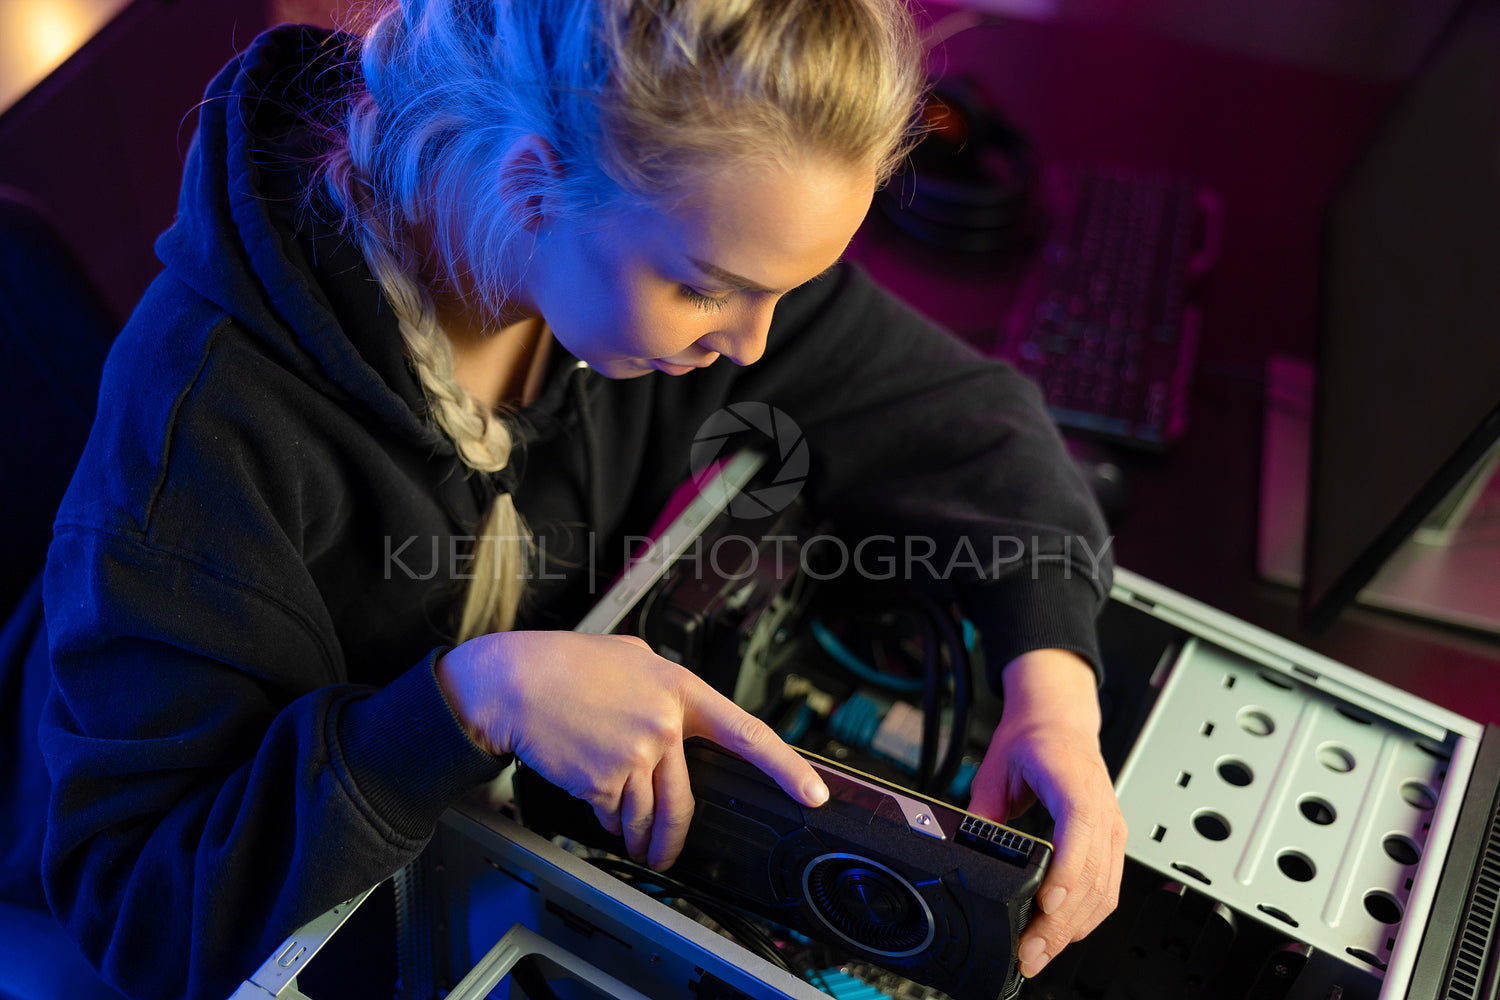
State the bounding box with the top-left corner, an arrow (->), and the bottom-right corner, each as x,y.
12,1 -> 1125,996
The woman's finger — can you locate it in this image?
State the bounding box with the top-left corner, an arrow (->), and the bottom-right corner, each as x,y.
1089,806 -> 1127,938
681,679 -> 828,808
620,769 -> 656,862
647,737 -> 696,871
1060,768 -> 1125,943
592,789 -> 625,837
1015,762 -> 1127,976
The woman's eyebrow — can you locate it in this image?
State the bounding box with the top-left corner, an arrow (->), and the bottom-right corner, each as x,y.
688,257 -> 776,293
688,256 -> 841,294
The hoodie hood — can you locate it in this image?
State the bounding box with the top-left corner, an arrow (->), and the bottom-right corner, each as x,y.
152,24 -> 618,551
155,25 -> 451,456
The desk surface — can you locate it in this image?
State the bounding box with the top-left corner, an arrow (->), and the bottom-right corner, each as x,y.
847,9 -> 1500,725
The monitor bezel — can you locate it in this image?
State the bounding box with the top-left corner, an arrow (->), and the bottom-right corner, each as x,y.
1302,0 -> 1500,633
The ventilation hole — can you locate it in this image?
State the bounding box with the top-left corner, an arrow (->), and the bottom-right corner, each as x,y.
1364,890 -> 1404,925
1170,862 -> 1211,885
1318,743 -> 1356,772
1200,721 -> 1215,737
1298,796 -> 1336,825
1415,738 -> 1452,761
1217,758 -> 1254,787
1257,904 -> 1299,928
1177,771 -> 1192,788
1276,850 -> 1316,882
1237,708 -> 1275,736
1335,704 -> 1374,725
1151,825 -> 1166,842
1346,947 -> 1387,970
1400,781 -> 1438,810
1383,834 -> 1421,866
1223,675 -> 1237,688
1259,670 -> 1295,690
1405,878 -> 1413,890
1192,810 -> 1231,842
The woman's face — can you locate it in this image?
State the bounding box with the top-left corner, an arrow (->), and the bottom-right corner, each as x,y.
521,156 -> 876,379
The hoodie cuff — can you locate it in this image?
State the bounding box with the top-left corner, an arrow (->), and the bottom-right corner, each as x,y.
959,566 -> 1108,691
334,647 -> 508,842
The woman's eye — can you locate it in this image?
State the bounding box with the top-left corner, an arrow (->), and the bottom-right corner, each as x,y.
680,285 -> 731,313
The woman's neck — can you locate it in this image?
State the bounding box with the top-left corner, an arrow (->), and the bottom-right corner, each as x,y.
438,297 -> 553,412
414,223 -> 553,411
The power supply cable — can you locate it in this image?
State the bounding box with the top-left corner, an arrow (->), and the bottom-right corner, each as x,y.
584,856 -> 794,974
916,604 -> 942,796
909,591 -> 972,799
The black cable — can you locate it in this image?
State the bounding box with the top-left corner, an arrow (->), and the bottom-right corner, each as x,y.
584,857 -> 794,974
910,591 -> 972,799
935,600 -> 972,797
916,604 -> 941,796
817,595 -> 970,799
680,896 -> 789,972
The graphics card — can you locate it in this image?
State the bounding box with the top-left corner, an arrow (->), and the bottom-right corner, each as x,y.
516,738 -> 1050,1000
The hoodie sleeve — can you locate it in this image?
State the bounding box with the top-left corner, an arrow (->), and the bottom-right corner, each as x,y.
40,545 -> 499,1000
685,263 -> 1113,686
39,311 -> 504,1000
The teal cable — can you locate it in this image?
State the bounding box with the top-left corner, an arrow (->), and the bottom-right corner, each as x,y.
809,618 -> 925,694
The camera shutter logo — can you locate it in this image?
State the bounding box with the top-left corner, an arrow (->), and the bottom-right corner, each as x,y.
691,402 -> 809,517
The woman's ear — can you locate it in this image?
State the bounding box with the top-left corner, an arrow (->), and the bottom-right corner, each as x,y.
498,134 -> 562,235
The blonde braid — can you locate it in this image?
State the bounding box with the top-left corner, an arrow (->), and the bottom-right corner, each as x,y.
327,91 -> 531,640
362,248 -> 532,641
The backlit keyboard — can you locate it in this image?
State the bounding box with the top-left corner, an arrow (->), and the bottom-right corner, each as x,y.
997,165 -> 1222,450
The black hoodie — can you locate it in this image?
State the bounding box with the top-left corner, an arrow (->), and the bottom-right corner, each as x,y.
34,25 -> 1111,1000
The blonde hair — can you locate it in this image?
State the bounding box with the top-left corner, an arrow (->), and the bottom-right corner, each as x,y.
321,0 -> 925,642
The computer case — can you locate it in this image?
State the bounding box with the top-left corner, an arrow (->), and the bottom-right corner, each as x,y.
230,569 -> 1500,1000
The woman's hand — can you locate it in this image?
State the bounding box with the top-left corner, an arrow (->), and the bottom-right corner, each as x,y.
968,648 -> 1127,981
435,631 -> 828,870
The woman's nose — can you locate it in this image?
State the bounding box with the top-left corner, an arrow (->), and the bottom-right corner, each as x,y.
703,303 -> 775,367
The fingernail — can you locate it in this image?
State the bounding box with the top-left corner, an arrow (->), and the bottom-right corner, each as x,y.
804,778 -> 829,807
1017,936 -> 1049,976
1040,886 -> 1067,914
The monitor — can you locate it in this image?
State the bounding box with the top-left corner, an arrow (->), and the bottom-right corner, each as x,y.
1302,0 -> 1500,633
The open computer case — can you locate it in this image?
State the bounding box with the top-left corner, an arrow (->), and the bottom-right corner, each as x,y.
230,450 -> 1500,1000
